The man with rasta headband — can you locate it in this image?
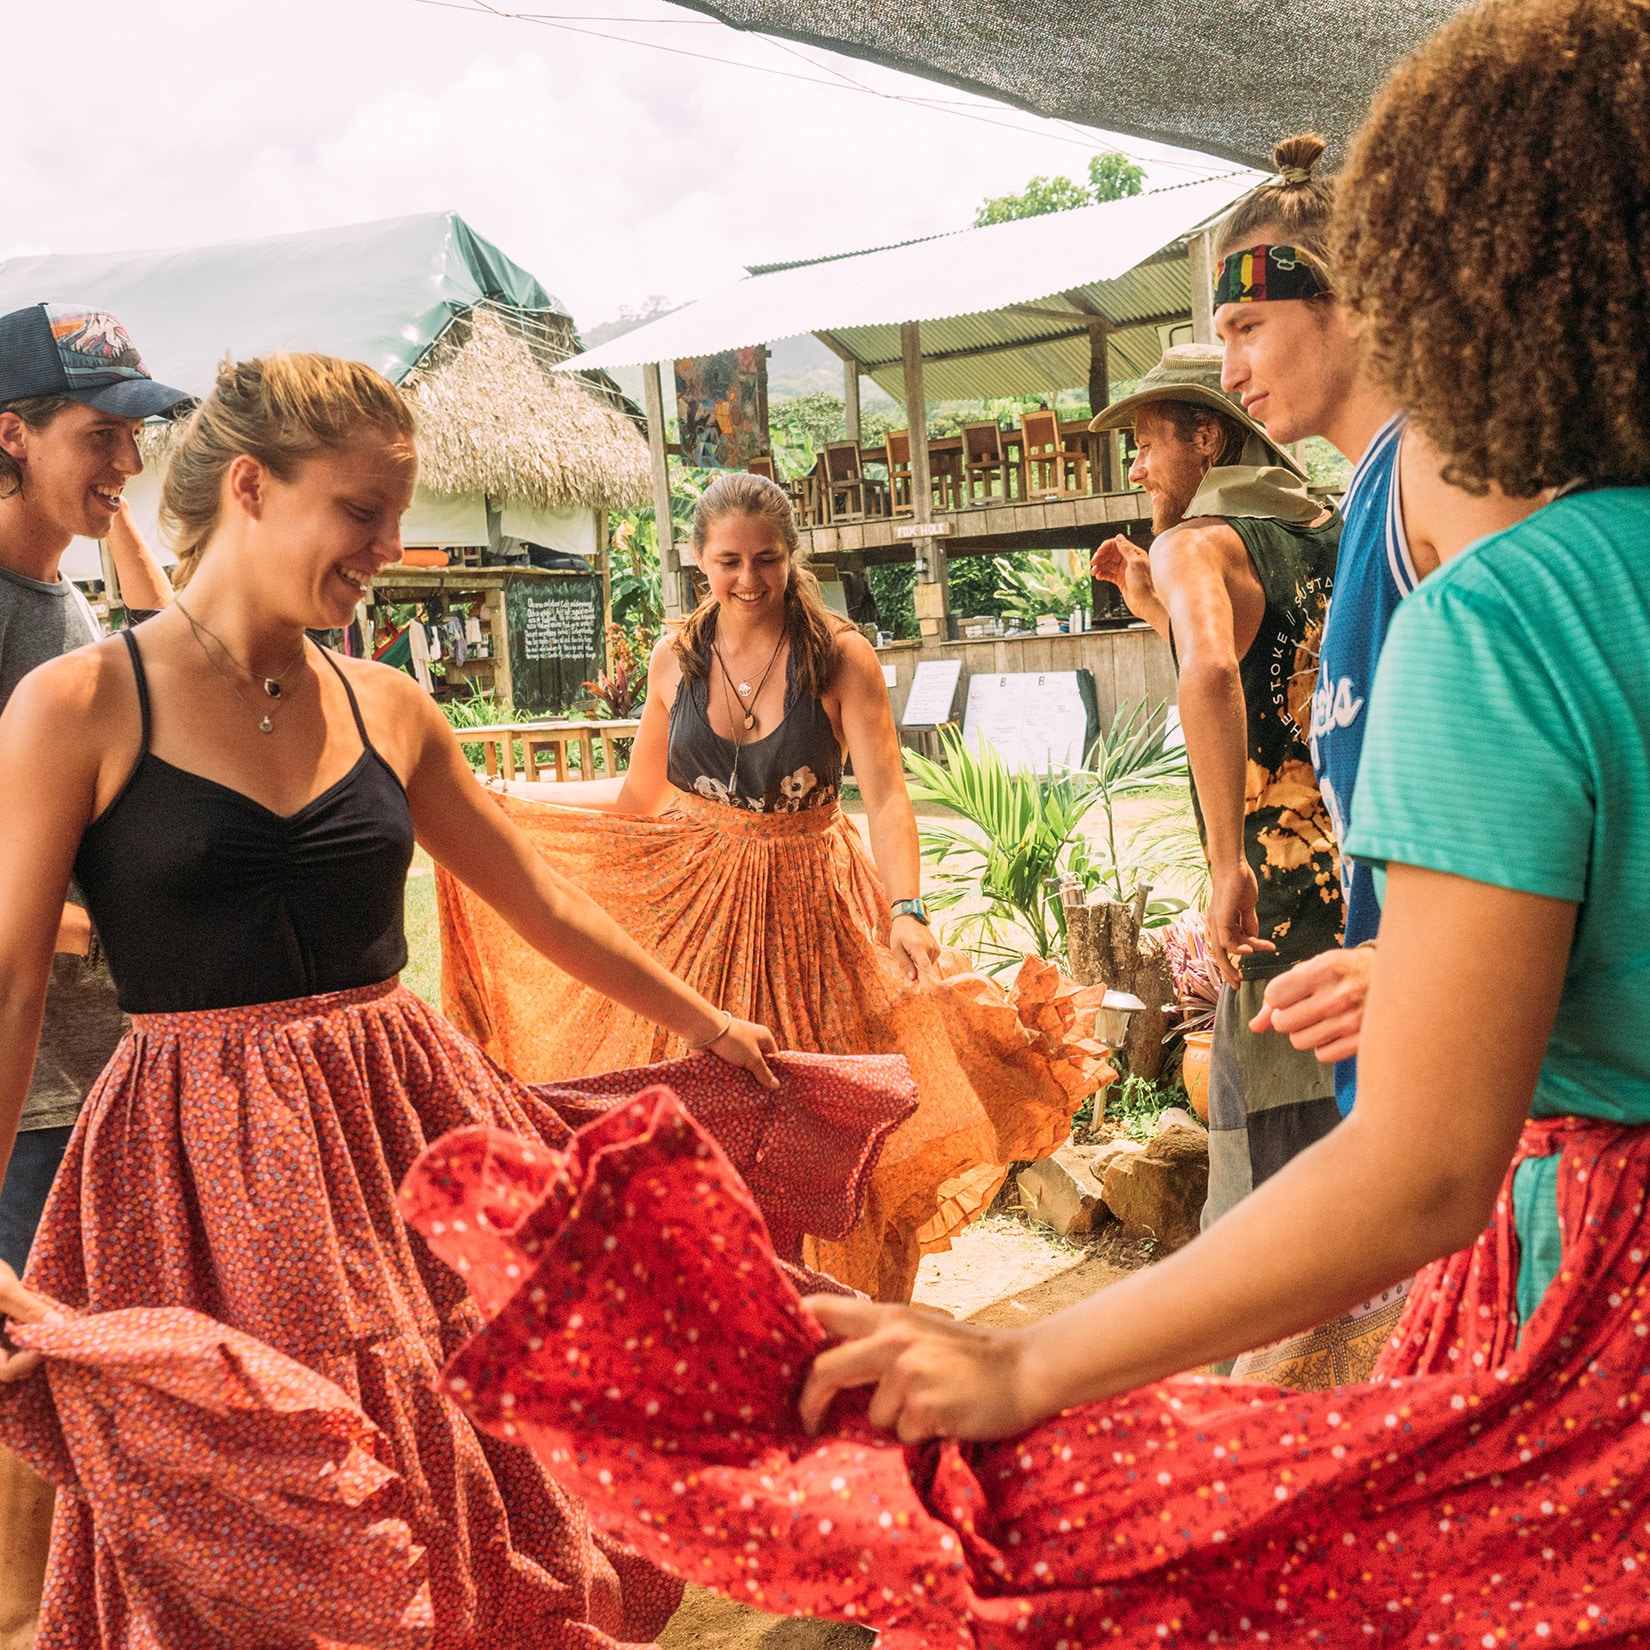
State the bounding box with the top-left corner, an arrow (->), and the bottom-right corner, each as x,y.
1089,344 -> 1343,1244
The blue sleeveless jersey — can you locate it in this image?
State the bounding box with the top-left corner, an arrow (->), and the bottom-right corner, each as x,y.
1310,415 -> 1416,1116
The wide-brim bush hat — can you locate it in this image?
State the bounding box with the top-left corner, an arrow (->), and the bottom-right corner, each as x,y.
1089,344 -> 1305,479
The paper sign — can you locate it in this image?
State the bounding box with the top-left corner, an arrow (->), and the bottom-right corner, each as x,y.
901,659 -> 962,727
881,664 -> 898,687
962,670 -> 1099,773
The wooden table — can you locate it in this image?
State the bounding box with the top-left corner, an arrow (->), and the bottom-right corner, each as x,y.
463,719 -> 642,783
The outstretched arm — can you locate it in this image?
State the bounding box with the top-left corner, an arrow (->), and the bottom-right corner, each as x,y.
106,499 -> 173,614
800,866 -> 1573,1440
1152,523 -> 1268,987
834,631 -> 937,981
1092,534 -> 1170,639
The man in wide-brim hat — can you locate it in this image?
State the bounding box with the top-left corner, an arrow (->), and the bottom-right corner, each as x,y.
1090,344 -> 1345,1253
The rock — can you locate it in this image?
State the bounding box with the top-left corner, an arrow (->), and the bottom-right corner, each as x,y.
1099,1125 -> 1209,1254
1017,1144 -> 1114,1237
1155,1107 -> 1202,1136
1087,1137 -> 1145,1179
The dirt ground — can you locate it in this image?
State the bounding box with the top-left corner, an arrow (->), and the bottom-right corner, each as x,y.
657,1209 -> 1144,1646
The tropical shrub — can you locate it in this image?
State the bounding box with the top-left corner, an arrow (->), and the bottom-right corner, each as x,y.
993,550 -> 1091,628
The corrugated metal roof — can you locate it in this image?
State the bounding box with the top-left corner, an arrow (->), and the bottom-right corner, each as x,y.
673,1 -> 1468,170
557,174 -> 1258,387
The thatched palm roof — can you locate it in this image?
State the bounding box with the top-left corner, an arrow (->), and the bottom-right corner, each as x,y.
2,214 -> 651,516
403,306 -> 650,512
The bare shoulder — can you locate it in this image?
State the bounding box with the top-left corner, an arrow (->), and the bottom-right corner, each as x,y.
1155,518 -> 1244,561
831,625 -> 885,690
648,635 -> 684,693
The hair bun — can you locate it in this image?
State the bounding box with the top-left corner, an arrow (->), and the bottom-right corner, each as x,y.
1273,132 -> 1328,186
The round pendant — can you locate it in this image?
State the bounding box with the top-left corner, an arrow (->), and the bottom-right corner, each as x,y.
743,713 -> 756,730
258,715 -> 275,735
263,679 -> 282,699
737,682 -> 752,696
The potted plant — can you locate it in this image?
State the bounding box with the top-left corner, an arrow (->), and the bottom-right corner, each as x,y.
1163,912 -> 1220,1121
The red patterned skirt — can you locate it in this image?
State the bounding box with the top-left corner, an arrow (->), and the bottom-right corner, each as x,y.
0,980 -> 681,1650
408,1095 -> 1650,1649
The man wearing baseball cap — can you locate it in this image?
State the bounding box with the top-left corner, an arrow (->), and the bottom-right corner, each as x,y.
1089,344 -> 1344,1248
0,302 -> 189,1278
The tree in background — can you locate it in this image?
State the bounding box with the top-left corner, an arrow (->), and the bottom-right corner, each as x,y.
974,151 -> 1146,227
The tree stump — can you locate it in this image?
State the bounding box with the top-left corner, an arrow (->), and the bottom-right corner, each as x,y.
1061,884 -> 1173,1080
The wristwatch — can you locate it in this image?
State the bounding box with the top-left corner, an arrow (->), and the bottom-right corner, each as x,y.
891,897 -> 930,926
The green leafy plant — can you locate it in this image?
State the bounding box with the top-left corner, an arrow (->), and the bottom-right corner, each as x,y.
904,726 -> 1105,973
973,151 -> 1145,226
992,550 -> 1091,628
1082,701 -> 1192,906
901,702 -> 1191,974
441,687 -> 505,769
1105,1072 -> 1191,1141
584,622 -> 653,719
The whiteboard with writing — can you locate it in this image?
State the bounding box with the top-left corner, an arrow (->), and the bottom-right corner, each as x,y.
962,670 -> 1099,773
900,659 -> 962,727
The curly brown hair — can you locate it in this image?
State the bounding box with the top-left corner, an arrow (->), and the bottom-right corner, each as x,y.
1334,0 -> 1650,495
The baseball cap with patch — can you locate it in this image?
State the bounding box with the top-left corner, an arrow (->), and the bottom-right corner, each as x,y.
0,302 -> 190,418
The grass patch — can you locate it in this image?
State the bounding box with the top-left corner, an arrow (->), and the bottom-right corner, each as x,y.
402,848 -> 441,1008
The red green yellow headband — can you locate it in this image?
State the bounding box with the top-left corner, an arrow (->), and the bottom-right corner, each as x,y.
1212,244 -> 1327,307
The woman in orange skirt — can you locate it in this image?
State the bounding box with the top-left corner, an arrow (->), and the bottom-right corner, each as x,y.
439,474 -> 1109,1302
0,353 -> 783,1648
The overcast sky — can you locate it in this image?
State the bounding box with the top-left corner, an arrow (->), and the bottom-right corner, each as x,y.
2,1 -> 1232,334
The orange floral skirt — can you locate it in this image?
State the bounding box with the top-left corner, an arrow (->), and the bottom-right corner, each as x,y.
437,793 -> 1112,1300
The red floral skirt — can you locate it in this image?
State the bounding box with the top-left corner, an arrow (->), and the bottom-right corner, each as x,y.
1,981 -> 683,1650
405,1093 -> 1650,1649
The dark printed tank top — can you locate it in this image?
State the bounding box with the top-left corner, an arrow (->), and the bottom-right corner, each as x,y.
666,642 -> 843,814
1175,512 -> 1345,978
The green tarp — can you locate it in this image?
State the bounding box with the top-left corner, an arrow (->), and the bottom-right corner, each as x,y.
0,212 -> 564,396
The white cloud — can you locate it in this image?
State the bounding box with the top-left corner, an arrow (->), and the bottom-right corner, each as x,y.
0,0 -> 1230,332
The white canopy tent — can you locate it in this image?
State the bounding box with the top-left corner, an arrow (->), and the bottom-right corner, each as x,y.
558,174 -> 1258,395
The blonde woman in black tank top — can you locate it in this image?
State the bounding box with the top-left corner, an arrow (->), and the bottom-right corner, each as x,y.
439,474 -> 1113,1303
0,354 -> 780,1649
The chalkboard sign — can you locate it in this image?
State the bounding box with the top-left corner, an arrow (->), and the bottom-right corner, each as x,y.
506,574 -> 604,715
962,669 -> 1100,774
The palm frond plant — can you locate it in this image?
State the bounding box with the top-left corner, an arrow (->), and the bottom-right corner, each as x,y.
903,727 -> 1104,973
1081,700 -> 1194,921
902,701 -> 1197,975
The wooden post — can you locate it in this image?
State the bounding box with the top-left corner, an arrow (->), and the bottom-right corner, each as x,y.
487,586 -> 514,711
843,357 -> 861,445
597,508 -> 613,634
1188,231 -> 1216,345
755,345 -> 771,456
901,320 -> 952,635
900,322 -> 933,527
1087,317 -> 1113,490
642,361 -> 692,620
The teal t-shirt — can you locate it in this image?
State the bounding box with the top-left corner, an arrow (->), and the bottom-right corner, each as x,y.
1349,487 -> 1650,1127
1348,488 -> 1650,1331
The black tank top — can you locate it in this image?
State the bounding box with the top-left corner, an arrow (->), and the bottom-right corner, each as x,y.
74,630 -> 414,1013
666,641 -> 843,813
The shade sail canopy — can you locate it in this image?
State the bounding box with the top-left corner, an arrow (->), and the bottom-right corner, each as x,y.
559,173 -> 1258,399
674,1 -> 1469,169
0,212 -> 565,395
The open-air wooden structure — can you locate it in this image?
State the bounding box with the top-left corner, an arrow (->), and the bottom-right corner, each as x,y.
558,176 -> 1254,659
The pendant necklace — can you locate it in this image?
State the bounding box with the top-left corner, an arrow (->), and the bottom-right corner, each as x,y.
177,601 -> 309,734
712,630 -> 785,732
